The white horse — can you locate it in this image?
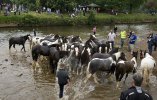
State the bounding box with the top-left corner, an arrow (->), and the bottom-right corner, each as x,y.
140,53 -> 156,85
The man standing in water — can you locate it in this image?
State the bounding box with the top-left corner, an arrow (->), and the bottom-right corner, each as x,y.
120,30 -> 127,48
120,73 -> 153,100
128,31 -> 137,53
108,30 -> 116,48
56,63 -> 70,99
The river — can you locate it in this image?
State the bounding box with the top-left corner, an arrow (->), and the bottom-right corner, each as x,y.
0,24 -> 157,100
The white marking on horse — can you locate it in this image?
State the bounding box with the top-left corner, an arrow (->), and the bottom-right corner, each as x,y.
118,60 -> 125,64
114,52 -> 121,61
87,47 -> 91,56
99,47 -> 102,53
75,47 -> 79,57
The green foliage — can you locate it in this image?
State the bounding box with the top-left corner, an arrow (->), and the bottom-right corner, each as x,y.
1,12 -> 157,27
20,15 -> 39,26
87,11 -> 96,25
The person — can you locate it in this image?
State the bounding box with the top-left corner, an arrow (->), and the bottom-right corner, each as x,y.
33,29 -> 36,36
120,30 -> 127,48
56,63 -> 70,99
108,30 -> 116,48
92,26 -> 96,35
152,33 -> 157,51
147,33 -> 154,55
128,31 -> 137,53
120,73 -> 153,100
114,26 -> 118,33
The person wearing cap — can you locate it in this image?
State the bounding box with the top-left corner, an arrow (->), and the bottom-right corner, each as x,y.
56,63 -> 70,99
120,73 -> 153,100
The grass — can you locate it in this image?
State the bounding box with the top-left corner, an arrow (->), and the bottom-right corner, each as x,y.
0,11 -> 157,27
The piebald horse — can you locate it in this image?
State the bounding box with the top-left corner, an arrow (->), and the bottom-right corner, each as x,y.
115,57 -> 137,88
84,57 -> 116,84
84,52 -> 126,84
140,53 -> 156,85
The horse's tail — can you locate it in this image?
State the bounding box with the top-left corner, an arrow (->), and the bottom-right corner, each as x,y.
142,67 -> 149,85
9,38 -> 12,49
86,61 -> 91,77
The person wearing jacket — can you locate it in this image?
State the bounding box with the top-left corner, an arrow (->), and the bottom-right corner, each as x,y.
56,63 -> 70,99
128,31 -> 137,53
120,73 -> 153,100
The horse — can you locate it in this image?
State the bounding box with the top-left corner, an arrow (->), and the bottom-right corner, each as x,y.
80,46 -> 92,74
115,57 -> 137,88
131,51 -> 138,60
91,51 -> 127,62
140,53 -> 156,85
31,44 -> 61,74
139,50 -> 146,60
9,34 -> 30,52
84,57 -> 116,84
68,35 -> 82,43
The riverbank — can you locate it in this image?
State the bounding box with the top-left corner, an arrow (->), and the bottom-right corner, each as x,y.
0,12 -> 157,27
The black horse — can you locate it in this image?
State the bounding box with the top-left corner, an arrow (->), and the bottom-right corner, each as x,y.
31,44 -> 68,74
9,34 -> 30,52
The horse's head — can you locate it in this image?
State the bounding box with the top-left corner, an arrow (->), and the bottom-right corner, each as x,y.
114,52 -> 127,61
140,50 -> 146,60
132,51 -> 138,60
71,35 -> 82,43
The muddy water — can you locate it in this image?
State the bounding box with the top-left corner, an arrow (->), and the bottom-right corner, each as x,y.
0,24 -> 157,100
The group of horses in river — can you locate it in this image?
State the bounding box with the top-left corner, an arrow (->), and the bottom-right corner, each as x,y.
8,33 -> 156,88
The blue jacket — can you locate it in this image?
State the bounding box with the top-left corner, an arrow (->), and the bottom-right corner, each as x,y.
129,34 -> 137,44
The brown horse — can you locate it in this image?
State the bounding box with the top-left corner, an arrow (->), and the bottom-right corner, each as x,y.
115,57 -> 137,88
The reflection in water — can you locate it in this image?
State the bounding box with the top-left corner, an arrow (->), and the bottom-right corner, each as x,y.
0,24 -> 157,100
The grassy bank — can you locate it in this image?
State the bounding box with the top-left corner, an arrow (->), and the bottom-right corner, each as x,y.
0,12 -> 157,27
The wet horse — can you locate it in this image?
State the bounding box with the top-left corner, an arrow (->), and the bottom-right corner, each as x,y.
91,51 -> 127,62
9,34 -> 30,52
140,53 -> 156,85
80,46 -> 92,74
115,57 -> 137,88
31,44 -> 60,73
84,57 -> 116,83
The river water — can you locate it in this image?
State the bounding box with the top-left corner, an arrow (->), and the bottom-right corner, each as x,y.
0,24 -> 157,100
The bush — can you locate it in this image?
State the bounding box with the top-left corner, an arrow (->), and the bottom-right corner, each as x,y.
20,15 -> 39,26
87,11 -> 96,25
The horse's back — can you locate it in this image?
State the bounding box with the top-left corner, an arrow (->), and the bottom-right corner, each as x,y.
140,57 -> 156,69
92,53 -> 110,59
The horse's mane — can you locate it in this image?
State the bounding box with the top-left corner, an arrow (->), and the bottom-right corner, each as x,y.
145,53 -> 155,60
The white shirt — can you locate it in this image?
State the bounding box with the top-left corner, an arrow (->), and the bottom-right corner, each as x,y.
108,32 -> 116,41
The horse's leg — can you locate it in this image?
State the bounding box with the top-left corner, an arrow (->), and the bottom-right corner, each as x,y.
124,73 -> 128,83
115,72 -> 120,88
13,44 -> 17,51
9,43 -> 12,51
20,44 -> 25,52
93,73 -> 99,84
80,65 -> 84,75
84,73 -> 92,83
